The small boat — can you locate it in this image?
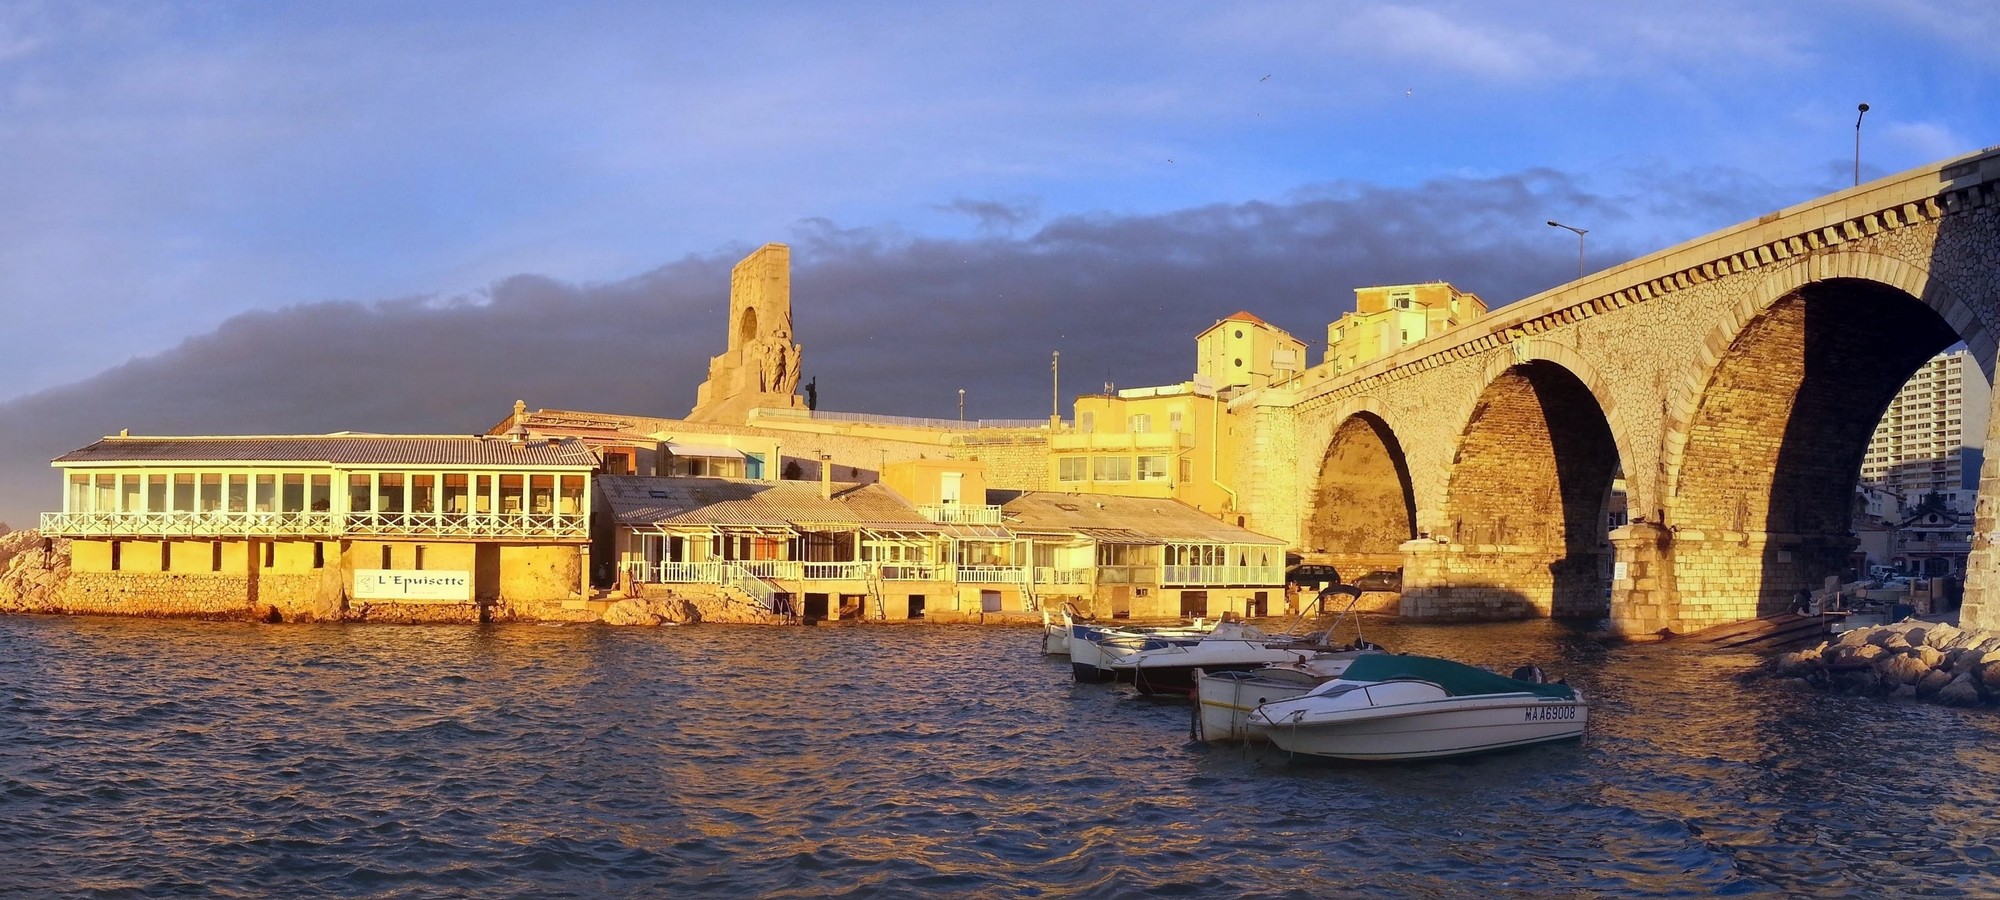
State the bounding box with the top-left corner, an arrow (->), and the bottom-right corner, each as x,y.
1196,654 -> 1378,742
1040,602 -> 1094,655
1068,620 -> 1212,683
1249,654 -> 1585,761
1116,585 -> 1377,697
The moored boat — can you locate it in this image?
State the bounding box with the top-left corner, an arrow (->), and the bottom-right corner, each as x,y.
1195,654 -> 1378,742
1067,620 -> 1213,682
1249,654 -> 1586,761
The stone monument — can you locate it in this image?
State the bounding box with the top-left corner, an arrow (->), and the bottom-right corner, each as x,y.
689,243 -> 806,423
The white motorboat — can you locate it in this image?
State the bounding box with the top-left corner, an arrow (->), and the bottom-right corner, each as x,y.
1196,654 -> 1380,742
1113,585 -> 1377,697
1109,622 -> 1372,696
1249,654 -> 1587,761
1040,603 -> 1096,655
1067,620 -> 1212,683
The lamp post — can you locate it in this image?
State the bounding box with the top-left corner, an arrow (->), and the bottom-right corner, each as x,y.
958,388 -> 965,422
1854,102 -> 1870,187
1051,351 -> 1060,423
1546,220 -> 1587,279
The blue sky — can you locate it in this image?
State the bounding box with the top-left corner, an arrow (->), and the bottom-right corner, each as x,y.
0,1 -> 1997,521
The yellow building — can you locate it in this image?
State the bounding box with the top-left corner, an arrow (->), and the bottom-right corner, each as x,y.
1325,282 -> 1487,373
1196,310 -> 1307,391
1050,383 -> 1232,515
41,433 -> 598,621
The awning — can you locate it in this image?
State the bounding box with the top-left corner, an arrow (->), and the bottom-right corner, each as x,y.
664,441 -> 746,459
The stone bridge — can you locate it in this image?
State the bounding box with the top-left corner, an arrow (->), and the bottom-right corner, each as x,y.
1235,145 -> 2000,636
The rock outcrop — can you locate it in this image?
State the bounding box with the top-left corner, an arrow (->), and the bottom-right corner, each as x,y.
0,530 -> 70,612
1773,621 -> 2000,707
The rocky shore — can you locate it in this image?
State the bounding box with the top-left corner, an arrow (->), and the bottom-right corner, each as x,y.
1772,620 -> 2000,707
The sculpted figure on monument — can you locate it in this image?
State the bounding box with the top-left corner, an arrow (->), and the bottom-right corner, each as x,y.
769,328 -> 801,395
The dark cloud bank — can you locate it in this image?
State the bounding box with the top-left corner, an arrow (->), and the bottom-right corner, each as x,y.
0,168 -> 1790,525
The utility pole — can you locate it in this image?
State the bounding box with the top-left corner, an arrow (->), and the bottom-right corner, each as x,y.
1051,351 -> 1061,424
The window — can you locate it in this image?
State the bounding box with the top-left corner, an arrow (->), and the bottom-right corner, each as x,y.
199,474 -> 222,512
146,475 -> 166,513
1138,456 -> 1168,482
411,475 -> 435,513
377,474 -> 404,514
1058,457 -> 1088,483
67,474 -> 87,513
1169,411 -> 1184,433
310,475 -> 331,512
211,541 -> 223,572
1233,329 -> 1243,339
173,474 -> 195,512
1129,414 -> 1151,433
1079,412 -> 1095,433
348,475 -> 372,513
560,476 -> 585,515
1181,459 -> 1193,483
1233,358 -> 1243,368
530,475 -> 555,514
1392,291 -> 1413,309
282,474 -> 306,512
1092,457 -> 1132,482
500,475 -> 524,514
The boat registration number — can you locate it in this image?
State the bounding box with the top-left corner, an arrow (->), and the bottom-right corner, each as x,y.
1524,705 -> 1578,721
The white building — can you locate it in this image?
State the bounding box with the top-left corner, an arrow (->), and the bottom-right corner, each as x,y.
1861,349 -> 1975,509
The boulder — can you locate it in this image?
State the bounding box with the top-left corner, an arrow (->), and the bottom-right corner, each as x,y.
1889,683 -> 1918,700
1943,630 -> 1983,651
1917,668 -> 1954,698
1922,623 -> 1963,649
1877,653 -> 1931,686
1775,649 -> 1821,675
1905,626 -> 1932,647
1878,632 -> 1913,652
1838,628 -> 1875,648
1938,672 -> 1985,707
1913,645 -> 1947,670
1981,662 -> 2000,693
1834,668 -> 1881,693
1980,637 -> 2000,655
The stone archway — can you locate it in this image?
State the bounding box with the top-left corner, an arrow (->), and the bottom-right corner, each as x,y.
1305,412 -> 1415,582
1405,359 -> 1621,620
1664,277 -> 1962,629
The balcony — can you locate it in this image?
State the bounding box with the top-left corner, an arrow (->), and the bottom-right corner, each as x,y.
41,509 -> 588,540
1033,566 -> 1093,585
918,504 -> 1003,524
42,510 -> 338,538
954,565 -> 1027,584
1049,430 -> 1192,453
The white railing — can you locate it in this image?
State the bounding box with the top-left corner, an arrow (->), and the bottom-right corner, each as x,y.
343,510 -> 588,539
40,509 -> 587,540
918,504 -> 1003,524
42,510 -> 339,537
955,565 -> 1027,584
1162,565 -> 1285,586
737,560 -> 802,580
723,564 -> 778,611
1034,567 -> 1093,585
880,563 -> 941,581
1095,565 -> 1150,584
802,561 -> 874,580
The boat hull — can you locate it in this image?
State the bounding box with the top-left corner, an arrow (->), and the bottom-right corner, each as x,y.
1195,670 -> 1321,742
1259,697 -> 1587,761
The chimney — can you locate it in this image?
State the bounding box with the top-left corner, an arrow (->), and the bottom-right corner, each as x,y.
819,453 -> 833,500
509,399 -> 529,447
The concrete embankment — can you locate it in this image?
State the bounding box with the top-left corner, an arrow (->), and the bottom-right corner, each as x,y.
1770,620 -> 2000,707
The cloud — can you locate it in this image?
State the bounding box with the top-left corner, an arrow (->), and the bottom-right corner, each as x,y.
0,164 -> 1807,527
936,198 -> 1042,233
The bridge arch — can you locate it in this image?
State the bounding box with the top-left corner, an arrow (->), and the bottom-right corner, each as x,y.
1662,252 -> 1988,627
1303,397 -> 1416,584
1410,354 -> 1623,619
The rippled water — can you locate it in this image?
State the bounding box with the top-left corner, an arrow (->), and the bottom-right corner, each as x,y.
3,614 -> 1998,897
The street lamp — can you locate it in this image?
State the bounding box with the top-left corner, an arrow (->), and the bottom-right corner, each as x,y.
958,388 -> 965,422
1546,220 -> 1587,279
1854,102 -> 1870,187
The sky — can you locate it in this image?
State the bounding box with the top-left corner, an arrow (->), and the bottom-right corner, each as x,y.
1,0 -> 1998,525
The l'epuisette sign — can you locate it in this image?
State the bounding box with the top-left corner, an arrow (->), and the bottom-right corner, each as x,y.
353,570 -> 473,602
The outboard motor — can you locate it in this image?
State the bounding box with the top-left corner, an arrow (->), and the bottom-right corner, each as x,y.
1510,664 -> 1546,684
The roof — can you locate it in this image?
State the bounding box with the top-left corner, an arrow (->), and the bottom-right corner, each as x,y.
663,441 -> 745,459
597,476 -> 936,530
998,492 -> 1285,545
54,435 -> 598,468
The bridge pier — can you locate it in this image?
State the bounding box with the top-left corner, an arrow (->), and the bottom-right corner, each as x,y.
1397,538 -> 1605,620
1609,523 -> 1675,637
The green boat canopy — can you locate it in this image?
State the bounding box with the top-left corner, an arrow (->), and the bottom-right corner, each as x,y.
1339,654 -> 1578,700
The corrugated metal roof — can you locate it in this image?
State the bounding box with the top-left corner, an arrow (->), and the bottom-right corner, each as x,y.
598,476 -> 937,529
1000,492 -> 1286,544
54,435 -> 598,468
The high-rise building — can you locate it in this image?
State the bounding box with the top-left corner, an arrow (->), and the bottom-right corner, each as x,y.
1860,349 -> 1972,507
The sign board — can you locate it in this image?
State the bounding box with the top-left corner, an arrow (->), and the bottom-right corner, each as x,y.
1612,561 -> 1628,583
354,569 -> 473,602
